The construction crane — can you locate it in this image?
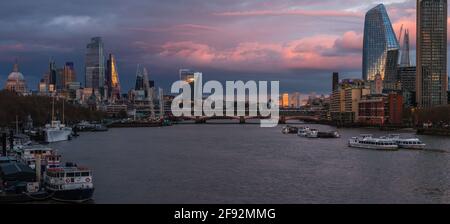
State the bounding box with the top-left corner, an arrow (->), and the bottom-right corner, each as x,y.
398,24 -> 404,44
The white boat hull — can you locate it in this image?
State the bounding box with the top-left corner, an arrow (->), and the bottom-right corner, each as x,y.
398,144 -> 426,150
348,142 -> 398,150
45,129 -> 72,143
348,137 -> 399,151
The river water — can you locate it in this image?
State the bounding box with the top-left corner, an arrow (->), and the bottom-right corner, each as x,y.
51,122 -> 450,204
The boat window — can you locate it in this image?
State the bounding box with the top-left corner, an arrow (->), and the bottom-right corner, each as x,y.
66,172 -> 75,177
75,172 -> 81,177
81,172 -> 90,177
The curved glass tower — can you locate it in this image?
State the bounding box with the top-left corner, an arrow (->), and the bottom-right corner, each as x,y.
362,4 -> 400,81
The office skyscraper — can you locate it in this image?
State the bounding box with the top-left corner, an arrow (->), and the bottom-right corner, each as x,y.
106,54 -> 121,102
332,72 -> 339,92
417,0 -> 448,108
62,62 -> 76,88
85,37 -> 105,97
362,4 -> 400,82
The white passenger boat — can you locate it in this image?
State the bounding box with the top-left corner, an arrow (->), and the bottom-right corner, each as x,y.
306,129 -> 319,138
386,134 -> 426,150
44,96 -> 72,143
297,127 -> 310,137
348,134 -> 398,150
44,162 -> 95,203
44,121 -> 72,143
282,126 -> 298,134
19,145 -> 60,169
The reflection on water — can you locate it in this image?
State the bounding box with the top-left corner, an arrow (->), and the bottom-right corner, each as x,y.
50,122 -> 450,204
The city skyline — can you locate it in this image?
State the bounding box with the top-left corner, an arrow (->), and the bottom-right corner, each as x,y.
0,0 -> 449,94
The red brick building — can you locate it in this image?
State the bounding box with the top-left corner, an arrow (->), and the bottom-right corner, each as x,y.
358,93 -> 403,126
387,93 -> 403,124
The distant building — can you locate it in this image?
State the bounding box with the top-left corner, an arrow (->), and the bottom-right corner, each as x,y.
130,65 -> 156,119
289,92 -> 301,108
47,60 -> 57,87
358,93 -> 403,125
106,54 -> 121,102
85,37 -> 105,98
398,66 -> 417,107
78,88 -> 101,106
135,65 -> 154,92
106,104 -> 128,118
330,79 -> 370,124
398,66 -> 416,93
362,4 -> 399,81
179,69 -> 201,101
388,93 -> 403,124
55,68 -> 64,90
281,93 -> 289,108
332,72 -> 339,92
38,79 -> 48,94
179,69 -> 195,82
330,90 -> 345,113
62,62 -> 76,89
373,73 -> 383,94
417,0 -> 448,108
4,61 -> 27,95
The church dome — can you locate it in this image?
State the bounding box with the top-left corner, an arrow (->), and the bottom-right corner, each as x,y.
7,71 -> 25,81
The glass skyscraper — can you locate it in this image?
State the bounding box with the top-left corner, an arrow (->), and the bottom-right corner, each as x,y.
85,37 -> 105,97
417,0 -> 448,108
362,4 -> 400,82
106,54 -> 121,102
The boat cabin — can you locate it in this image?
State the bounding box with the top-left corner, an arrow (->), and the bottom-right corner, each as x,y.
44,164 -> 93,191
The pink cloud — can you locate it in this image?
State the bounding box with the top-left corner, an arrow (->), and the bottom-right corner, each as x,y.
154,31 -> 362,72
0,42 -> 72,53
213,9 -> 362,18
127,24 -> 218,35
333,31 -> 363,52
159,41 -> 217,64
0,43 -> 25,52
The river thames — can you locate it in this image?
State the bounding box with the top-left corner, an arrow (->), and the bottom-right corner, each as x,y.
51,122 -> 450,204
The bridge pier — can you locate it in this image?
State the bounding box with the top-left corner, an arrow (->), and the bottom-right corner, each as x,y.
239,116 -> 246,124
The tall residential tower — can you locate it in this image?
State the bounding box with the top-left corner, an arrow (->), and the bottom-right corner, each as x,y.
417,0 -> 448,108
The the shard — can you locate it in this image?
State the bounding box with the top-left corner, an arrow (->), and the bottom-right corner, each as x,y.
400,29 -> 411,67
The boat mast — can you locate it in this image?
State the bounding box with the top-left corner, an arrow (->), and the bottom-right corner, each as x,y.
15,115 -> 19,134
62,99 -> 65,125
52,94 -> 55,123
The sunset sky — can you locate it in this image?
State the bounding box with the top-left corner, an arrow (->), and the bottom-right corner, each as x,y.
0,0 -> 444,94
